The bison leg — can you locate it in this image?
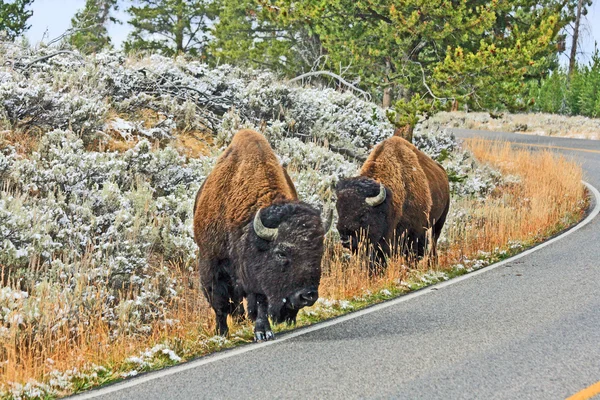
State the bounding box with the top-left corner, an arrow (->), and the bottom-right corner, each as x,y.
431,201 -> 450,259
282,308 -> 299,325
228,283 -> 246,324
253,294 -> 274,342
200,260 -> 231,336
246,293 -> 258,321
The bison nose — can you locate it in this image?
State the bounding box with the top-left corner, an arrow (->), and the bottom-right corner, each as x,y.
291,287 -> 319,308
300,289 -> 318,304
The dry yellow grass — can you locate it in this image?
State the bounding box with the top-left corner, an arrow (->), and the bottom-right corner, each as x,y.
0,140 -> 587,396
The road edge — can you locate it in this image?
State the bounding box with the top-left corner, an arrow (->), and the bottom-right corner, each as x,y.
73,181 -> 600,399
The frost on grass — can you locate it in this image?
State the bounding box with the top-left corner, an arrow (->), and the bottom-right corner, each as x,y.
0,42 -> 507,398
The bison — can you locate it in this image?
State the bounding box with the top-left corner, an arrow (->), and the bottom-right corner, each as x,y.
193,129 -> 329,341
335,136 -> 450,268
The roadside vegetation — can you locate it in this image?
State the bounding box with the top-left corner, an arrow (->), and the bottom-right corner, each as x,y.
426,48 -> 600,140
0,44 -> 588,398
419,111 -> 600,140
529,48 -> 600,118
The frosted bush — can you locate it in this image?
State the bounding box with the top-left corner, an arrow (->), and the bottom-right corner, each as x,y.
413,128 -> 458,161
0,70 -> 107,142
413,129 -> 503,198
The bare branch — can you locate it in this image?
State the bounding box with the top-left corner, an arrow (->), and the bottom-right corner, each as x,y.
289,71 -> 371,100
408,60 -> 450,102
21,51 -> 85,70
328,144 -> 367,162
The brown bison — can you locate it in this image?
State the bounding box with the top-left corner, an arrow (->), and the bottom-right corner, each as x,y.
193,129 -> 329,341
335,136 -> 450,267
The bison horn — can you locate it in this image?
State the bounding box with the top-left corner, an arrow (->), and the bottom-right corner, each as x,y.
253,208 -> 278,241
365,183 -> 386,207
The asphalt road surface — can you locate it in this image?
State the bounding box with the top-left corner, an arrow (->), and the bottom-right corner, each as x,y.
76,130 -> 600,400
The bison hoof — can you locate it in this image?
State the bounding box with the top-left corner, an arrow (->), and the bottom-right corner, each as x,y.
254,330 -> 275,342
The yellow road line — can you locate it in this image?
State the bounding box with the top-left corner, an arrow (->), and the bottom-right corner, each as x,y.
508,142 -> 600,155
567,380 -> 600,400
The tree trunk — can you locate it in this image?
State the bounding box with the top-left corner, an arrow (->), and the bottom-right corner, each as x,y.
569,0 -> 584,76
175,3 -> 185,55
382,87 -> 392,108
383,59 -> 394,108
393,124 -> 414,143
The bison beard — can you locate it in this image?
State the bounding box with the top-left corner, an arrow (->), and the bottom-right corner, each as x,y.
193,129 -> 326,341
335,136 -> 450,271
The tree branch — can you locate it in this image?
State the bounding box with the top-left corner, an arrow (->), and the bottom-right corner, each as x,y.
289,71 -> 371,100
21,51 -> 85,70
407,60 -> 450,102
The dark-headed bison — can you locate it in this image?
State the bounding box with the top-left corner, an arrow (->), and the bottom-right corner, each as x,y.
335,136 -> 450,268
193,129 -> 329,341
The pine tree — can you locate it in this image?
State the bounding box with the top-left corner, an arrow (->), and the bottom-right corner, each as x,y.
125,0 -> 214,57
69,0 -> 119,54
0,0 -> 33,40
209,1 -> 321,74
266,0 -> 571,111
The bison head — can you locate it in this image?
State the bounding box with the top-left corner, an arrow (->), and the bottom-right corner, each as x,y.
238,201 -> 326,324
335,177 -> 391,253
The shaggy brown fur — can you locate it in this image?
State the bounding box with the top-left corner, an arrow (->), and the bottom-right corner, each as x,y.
336,136 -> 450,265
193,129 -> 324,339
193,129 -> 297,244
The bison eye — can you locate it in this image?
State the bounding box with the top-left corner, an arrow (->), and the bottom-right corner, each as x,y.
274,250 -> 289,264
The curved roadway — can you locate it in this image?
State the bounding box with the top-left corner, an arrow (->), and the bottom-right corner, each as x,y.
76,130 -> 600,400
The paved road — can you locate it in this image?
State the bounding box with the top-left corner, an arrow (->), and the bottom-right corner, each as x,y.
77,130 -> 600,400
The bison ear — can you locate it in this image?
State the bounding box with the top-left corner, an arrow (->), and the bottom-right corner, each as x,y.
365,183 -> 386,207
253,208 -> 278,241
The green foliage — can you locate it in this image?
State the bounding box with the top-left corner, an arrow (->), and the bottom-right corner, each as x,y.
0,0 -> 33,40
202,0 -> 577,138
209,1 -> 312,73
530,47 -> 600,118
387,94 -> 439,129
528,68 -> 567,114
125,0 -> 214,57
69,0 -> 119,54
262,0 -> 567,110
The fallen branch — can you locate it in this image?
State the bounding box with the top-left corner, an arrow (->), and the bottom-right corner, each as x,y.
289,71 -> 371,101
329,144 -> 367,162
21,51 -> 85,70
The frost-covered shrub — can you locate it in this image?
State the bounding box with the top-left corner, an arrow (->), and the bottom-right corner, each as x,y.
413,128 -> 458,162
0,129 -> 212,336
0,69 -> 108,142
413,129 -> 502,198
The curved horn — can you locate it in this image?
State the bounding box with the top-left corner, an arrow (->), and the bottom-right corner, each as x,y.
365,183 -> 386,207
253,208 -> 278,241
322,205 -> 334,235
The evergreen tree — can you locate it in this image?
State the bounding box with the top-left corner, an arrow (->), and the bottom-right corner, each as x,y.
265,0 -> 569,111
125,0 -> 214,57
69,0 -> 119,54
212,0 -> 587,121
210,1 -> 322,74
0,0 -> 33,40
